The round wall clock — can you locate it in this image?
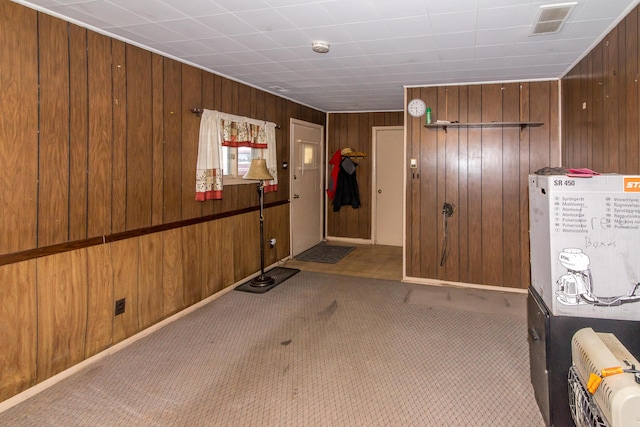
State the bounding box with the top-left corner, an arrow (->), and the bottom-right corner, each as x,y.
407,98 -> 426,118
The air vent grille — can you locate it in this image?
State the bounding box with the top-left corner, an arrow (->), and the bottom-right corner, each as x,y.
531,2 -> 576,36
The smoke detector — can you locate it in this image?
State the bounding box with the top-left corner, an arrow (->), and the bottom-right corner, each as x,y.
531,2 -> 576,36
311,41 -> 330,53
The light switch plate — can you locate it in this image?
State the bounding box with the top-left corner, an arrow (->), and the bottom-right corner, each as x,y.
410,158 -> 417,168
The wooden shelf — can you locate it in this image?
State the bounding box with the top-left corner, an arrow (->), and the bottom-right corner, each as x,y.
425,121 -> 543,133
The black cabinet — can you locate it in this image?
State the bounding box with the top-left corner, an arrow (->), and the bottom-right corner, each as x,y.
527,287 -> 640,427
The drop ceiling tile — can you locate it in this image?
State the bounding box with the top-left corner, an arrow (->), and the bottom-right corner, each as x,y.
196,13 -> 256,35
280,60 -> 315,71
196,36 -> 251,53
561,19 -> 612,39
478,0 -> 530,8
302,26 -> 353,44
442,68 -> 503,82
512,40 -> 557,55
392,36 -> 438,54
433,31 -> 477,49
235,8 -> 294,32
320,0 -> 382,24
145,42 -> 186,58
242,61 -> 290,73
108,0 -> 187,22
265,28 -> 311,47
104,26 -> 157,45
211,0 -> 271,12
23,0 -> 59,6
263,0 -> 319,6
509,53 -> 572,67
476,26 -> 529,45
45,4 -> 113,28
225,50 -> 273,64
436,46 -> 475,61
477,4 -> 535,30
506,64 -> 566,77
357,39 -> 404,55
474,56 -> 509,69
66,0 -> 150,26
157,0 -> 226,17
319,42 -> 366,57
430,11 -> 478,34
275,3 -> 337,28
551,37 -> 593,53
427,0 -> 479,14
118,22 -> 187,43
183,53 -> 242,67
439,59 -> 476,71
253,48 -> 301,61
384,16 -> 433,38
336,55 -> 380,68
574,0 -> 635,20
369,52 -> 432,66
159,18 -> 221,39
474,43 -> 515,59
342,21 -> 391,40
161,40 -> 219,56
232,33 -> 283,50
373,0 -> 428,19
297,57 -> 345,70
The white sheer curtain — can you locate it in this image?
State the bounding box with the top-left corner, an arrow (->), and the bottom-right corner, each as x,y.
195,110 -> 277,201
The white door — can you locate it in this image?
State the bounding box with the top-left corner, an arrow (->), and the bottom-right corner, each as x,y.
373,126 -> 404,246
290,119 -> 324,256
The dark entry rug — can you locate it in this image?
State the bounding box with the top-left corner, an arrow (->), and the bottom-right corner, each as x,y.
295,243 -> 355,264
235,267 -> 300,294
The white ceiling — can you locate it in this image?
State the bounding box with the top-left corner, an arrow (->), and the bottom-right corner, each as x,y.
16,0 -> 640,112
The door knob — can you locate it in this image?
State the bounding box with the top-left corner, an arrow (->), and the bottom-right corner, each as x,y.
293,194 -> 300,199
378,189 -> 382,194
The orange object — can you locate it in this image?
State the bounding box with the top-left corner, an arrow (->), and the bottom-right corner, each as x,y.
602,366 -> 625,377
587,373 -> 603,394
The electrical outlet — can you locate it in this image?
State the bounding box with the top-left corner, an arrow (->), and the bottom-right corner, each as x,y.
115,298 -> 126,316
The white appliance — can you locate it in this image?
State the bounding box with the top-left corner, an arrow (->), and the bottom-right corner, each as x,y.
570,327 -> 640,427
529,174 -> 640,320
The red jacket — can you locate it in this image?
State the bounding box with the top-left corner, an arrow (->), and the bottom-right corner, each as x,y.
326,149 -> 342,199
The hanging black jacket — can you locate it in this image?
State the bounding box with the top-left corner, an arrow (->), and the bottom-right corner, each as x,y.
332,157 -> 360,211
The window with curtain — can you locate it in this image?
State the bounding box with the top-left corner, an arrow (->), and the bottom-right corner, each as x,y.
195,110 -> 277,201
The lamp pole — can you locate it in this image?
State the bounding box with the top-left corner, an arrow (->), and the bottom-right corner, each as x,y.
251,179 -> 275,287
242,158 -> 275,287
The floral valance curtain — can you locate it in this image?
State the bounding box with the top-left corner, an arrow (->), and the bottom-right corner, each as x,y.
195,110 -> 277,201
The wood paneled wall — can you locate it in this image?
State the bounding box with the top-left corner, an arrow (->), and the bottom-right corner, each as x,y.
0,1 -> 322,402
562,5 -> 640,174
406,82 -> 560,289
0,2 -> 324,257
326,112 -> 404,239
1,205 -> 290,402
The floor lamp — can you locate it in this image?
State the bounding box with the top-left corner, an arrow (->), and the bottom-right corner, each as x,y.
243,159 -> 275,287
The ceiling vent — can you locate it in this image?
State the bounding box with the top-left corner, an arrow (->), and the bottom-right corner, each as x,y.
531,2 -> 576,36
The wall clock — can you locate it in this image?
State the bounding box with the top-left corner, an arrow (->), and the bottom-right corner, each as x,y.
407,98 -> 426,118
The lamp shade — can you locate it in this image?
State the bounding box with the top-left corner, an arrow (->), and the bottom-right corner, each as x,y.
242,159 -> 274,181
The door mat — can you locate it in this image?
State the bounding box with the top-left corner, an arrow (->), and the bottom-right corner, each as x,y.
295,243 -> 355,264
234,267 -> 300,294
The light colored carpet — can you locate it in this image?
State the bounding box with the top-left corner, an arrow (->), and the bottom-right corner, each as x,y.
0,271 -> 544,426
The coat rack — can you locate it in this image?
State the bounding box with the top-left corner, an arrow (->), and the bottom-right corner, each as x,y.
340,146 -> 366,159
342,151 -> 367,159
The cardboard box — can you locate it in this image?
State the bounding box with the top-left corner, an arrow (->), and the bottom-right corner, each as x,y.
529,174 -> 640,320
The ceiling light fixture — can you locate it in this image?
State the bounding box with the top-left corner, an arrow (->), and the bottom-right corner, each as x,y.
311,41 -> 330,53
531,2 -> 577,36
